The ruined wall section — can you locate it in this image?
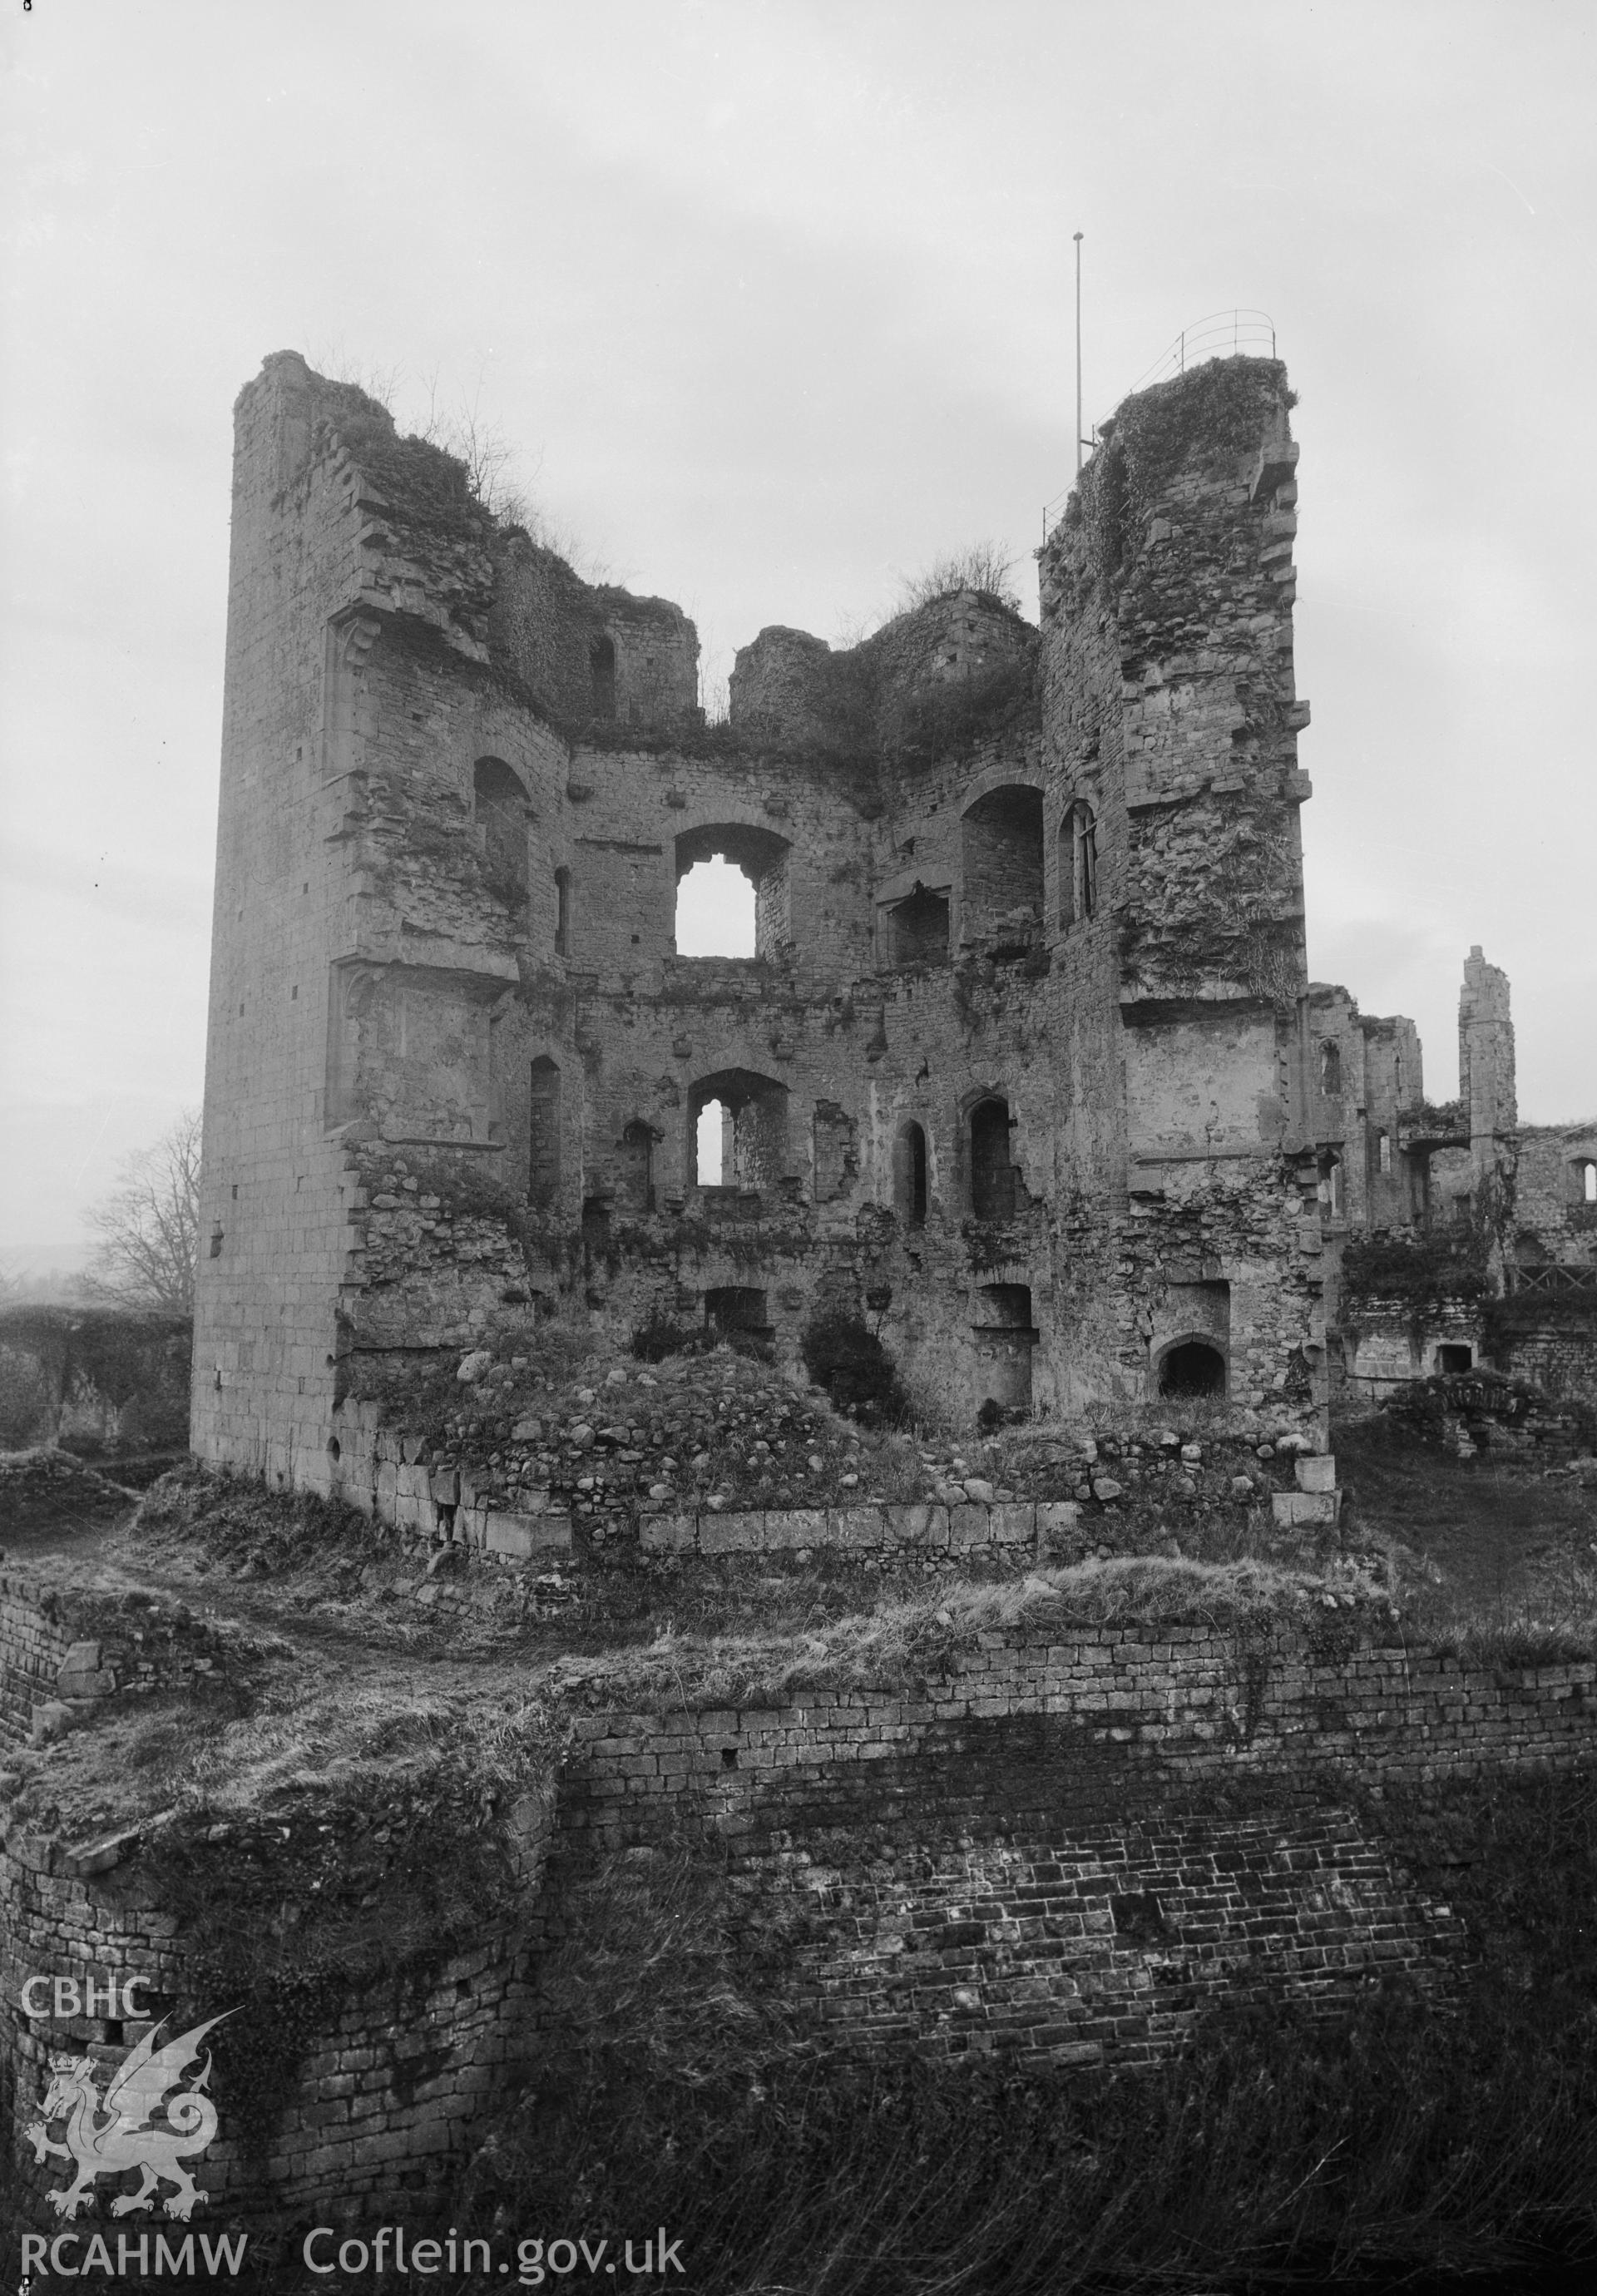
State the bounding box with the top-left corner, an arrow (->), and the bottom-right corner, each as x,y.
200,359 -> 562,1470
201,349 -> 1345,1471
1308,953 -> 1597,1401
729,591 -> 1036,773
490,536 -> 699,732
1035,359 -> 1322,1421
9,1614 -> 1595,2229
729,626 -> 875,757
1515,1123 -> 1597,1268
1049,362 -> 1309,1016
547,717 -> 1059,1404
193,355 -> 406,1489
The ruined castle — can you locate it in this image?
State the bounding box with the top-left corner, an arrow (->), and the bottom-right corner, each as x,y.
191,349 -> 1596,1494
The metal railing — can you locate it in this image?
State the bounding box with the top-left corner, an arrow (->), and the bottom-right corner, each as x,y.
1128,308 -> 1278,393
1509,1264 -> 1597,1297
1042,309 -> 1279,540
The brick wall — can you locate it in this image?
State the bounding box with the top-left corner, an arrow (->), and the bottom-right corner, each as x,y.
4,1605 -> 1594,2227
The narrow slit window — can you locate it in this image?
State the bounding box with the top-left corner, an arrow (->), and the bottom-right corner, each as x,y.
529,1056 -> 561,1206
893,1121 -> 928,1225
1060,800 -> 1097,927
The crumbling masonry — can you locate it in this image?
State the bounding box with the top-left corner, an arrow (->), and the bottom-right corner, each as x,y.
192,350 -> 1597,1499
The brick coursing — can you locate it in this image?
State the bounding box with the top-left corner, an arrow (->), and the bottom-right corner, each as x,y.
5,1584 -> 1593,2225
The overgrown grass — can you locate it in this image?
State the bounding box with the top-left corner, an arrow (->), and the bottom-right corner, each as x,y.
547,1556 -> 1387,1715
125,1689 -> 565,2160
1337,1414 -> 1597,1661
438,1770 -> 1597,2294
134,1457 -> 385,1571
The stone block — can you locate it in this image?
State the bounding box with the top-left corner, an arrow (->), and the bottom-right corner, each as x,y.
698,1511 -> 762,1555
1271,1489 -> 1340,1528
56,1665 -> 116,1699
1295,1454 -> 1337,1493
430,1467 -> 461,1505
29,1700 -> 77,1747
763,1508 -> 827,1549
884,1504 -> 949,1550
639,1514 -> 698,1554
59,1824 -> 143,1880
483,1511 -> 572,1561
991,1502 -> 1036,1546
828,1505 -> 887,1549
948,1504 -> 991,1552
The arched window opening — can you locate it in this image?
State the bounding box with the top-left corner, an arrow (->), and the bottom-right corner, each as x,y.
1319,1040 -> 1342,1094
675,856 -> 755,957
1059,799 -> 1098,928
704,1286 -> 772,1341
553,866 -> 571,957
619,1120 -> 655,1215
1376,1130 -> 1392,1176
695,1097 -> 729,1186
887,884 -> 950,968
473,757 -> 529,908
969,1096 -> 1016,1222
962,785 -> 1044,943
1317,1150 -> 1343,1222
1579,1159 -> 1597,1206
675,824 -> 791,959
1158,1339 -> 1226,1398
590,633 -> 616,720
893,1121 -> 928,1225
528,1056 -> 561,1207
690,1068 -> 788,1194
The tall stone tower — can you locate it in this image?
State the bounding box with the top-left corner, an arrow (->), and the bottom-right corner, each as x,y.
1036,358 -> 1319,1408
195,349 -> 1328,1499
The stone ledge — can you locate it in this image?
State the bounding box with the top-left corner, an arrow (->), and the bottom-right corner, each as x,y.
640,1498 -> 1083,1558
483,1510 -> 572,1561
1273,1489 -> 1341,1528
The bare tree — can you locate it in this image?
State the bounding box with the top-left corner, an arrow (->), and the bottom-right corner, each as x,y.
84,1110 -> 201,1314
895,542 -> 1021,615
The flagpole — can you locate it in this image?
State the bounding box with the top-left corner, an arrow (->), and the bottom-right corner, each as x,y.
1074,231 -> 1084,478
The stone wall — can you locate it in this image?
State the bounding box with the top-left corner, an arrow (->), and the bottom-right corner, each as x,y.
6,1593 -> 1594,2229
196,349 -> 1347,1502
0,1307 -> 190,1452
0,1564 -> 230,1747
0,1843 -> 536,2234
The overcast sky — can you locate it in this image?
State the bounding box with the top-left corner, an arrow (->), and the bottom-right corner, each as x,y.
2,0 -> 1593,1274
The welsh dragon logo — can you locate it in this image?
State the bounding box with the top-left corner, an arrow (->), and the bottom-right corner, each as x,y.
25,2011 -> 232,2221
